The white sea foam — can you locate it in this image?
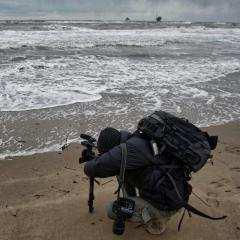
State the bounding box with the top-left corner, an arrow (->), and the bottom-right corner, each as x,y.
0,144 -> 61,160
0,132 -> 91,160
1,26 -> 240,50
1,52 -> 240,111
206,96 -> 216,105
0,57 -> 105,111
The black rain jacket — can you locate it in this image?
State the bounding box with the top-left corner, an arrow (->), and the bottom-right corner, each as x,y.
84,131 -> 190,211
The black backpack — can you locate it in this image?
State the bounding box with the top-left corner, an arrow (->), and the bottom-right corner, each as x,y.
136,110 -> 226,227
137,110 -> 218,173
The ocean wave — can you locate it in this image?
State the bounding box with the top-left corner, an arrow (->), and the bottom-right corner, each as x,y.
1,25 -> 239,51
11,56 -> 27,62
91,40 -> 185,48
0,39 -> 188,52
0,57 -> 105,111
1,53 -> 240,112
0,91 -> 102,112
0,144 -> 62,160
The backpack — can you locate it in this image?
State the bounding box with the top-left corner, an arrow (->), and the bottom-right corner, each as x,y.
137,110 -> 218,173
136,110 -> 226,227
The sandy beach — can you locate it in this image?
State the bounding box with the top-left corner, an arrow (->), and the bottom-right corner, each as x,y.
0,121 -> 240,240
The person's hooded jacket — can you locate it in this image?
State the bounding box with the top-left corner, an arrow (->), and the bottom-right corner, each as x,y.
84,131 -> 190,211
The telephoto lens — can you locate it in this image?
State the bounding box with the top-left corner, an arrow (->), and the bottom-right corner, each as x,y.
112,198 -> 135,235
113,215 -> 125,235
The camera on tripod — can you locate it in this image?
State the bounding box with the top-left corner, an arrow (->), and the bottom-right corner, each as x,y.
112,197 -> 135,235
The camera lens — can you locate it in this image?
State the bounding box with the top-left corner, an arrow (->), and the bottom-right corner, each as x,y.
113,217 -> 125,235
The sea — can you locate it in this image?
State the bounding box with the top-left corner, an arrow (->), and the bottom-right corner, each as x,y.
0,20 -> 240,159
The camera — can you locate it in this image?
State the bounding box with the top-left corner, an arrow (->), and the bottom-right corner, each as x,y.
112,197 -> 135,235
79,134 -> 96,164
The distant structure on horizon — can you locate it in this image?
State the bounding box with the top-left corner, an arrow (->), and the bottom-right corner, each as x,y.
156,16 -> 162,22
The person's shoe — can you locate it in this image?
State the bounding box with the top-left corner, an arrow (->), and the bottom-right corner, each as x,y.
145,219 -> 167,235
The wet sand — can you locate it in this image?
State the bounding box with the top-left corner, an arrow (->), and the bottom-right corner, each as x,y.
0,121 -> 240,240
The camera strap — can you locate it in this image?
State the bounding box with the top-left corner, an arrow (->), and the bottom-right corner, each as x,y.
116,143 -> 128,198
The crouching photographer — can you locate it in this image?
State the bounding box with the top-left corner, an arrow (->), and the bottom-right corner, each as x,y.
83,111 -> 226,236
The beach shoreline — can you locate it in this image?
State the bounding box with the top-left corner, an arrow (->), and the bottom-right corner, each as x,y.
1,118 -> 239,161
0,121 -> 240,240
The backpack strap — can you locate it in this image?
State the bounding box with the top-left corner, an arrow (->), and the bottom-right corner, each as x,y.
116,143 -> 128,198
184,204 -> 227,220
166,172 -> 227,231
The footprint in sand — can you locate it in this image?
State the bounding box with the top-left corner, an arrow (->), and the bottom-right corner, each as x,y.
230,167 -> 240,173
206,192 -> 220,207
207,192 -> 218,198
225,145 -> 240,155
209,178 -> 230,188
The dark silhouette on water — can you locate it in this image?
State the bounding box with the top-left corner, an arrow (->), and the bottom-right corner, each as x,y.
156,16 -> 162,22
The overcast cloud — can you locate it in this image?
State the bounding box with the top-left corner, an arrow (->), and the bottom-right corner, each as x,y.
0,0 -> 239,22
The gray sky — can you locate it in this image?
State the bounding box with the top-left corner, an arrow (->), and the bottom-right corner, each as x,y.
0,0 -> 239,22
